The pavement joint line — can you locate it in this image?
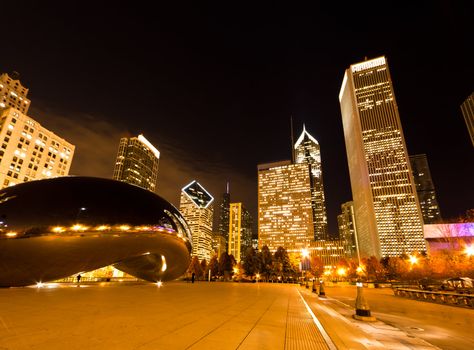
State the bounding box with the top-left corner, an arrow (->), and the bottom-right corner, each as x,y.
235,296 -> 278,350
297,288 -> 337,350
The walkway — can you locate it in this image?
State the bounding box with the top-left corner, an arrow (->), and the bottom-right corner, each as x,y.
0,282 -> 438,349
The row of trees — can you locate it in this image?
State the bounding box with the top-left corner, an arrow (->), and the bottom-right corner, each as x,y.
187,245 -> 474,282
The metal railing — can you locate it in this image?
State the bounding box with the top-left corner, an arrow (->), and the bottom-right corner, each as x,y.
393,287 -> 474,308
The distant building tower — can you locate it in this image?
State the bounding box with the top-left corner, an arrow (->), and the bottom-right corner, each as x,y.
217,182 -> 231,243
339,56 -> 425,258
179,180 -> 214,262
258,160 -> 314,254
0,72 -> 31,114
112,134 -> 160,193
294,124 -> 328,240
212,232 -> 227,258
409,154 -> 442,224
228,202 -> 253,262
337,201 -> 360,261
461,92 -> 474,147
0,108 -> 75,188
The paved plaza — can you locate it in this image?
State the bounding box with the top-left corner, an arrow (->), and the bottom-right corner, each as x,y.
0,281 -> 454,349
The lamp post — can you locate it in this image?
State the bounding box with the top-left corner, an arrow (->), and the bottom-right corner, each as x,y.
301,249 -> 309,287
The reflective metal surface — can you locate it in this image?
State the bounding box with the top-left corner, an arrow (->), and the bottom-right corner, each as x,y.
0,176 -> 192,287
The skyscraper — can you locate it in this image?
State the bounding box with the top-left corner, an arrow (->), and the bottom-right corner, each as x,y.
179,180 -> 214,261
337,201 -> 359,261
217,182 -> 231,243
0,72 -> 30,114
294,125 -> 328,240
0,108 -> 75,188
0,72 -> 74,188
112,134 -> 160,193
461,92 -> 474,147
409,154 -> 442,224
228,202 -> 253,262
339,56 -> 426,258
258,160 -> 314,254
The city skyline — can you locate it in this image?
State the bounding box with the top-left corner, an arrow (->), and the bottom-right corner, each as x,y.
0,3 -> 472,234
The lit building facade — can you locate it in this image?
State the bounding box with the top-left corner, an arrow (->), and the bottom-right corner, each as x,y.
339,56 -> 425,258
308,239 -> 347,270
228,202 -> 253,262
212,232 -> 227,258
294,125 -> 328,240
0,72 -> 30,114
424,223 -> 474,254
337,201 -> 359,260
112,135 -> 160,193
461,92 -> 474,147
0,107 -> 74,188
179,180 -> 214,262
409,154 -> 442,224
258,160 -> 314,254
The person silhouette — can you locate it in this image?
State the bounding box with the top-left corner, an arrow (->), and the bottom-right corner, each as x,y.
76,274 -> 81,284
191,272 -> 195,284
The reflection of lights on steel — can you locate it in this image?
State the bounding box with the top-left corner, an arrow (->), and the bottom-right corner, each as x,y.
52,226 -> 65,233
119,225 -> 130,231
95,225 -> 110,231
71,224 -> 87,231
136,226 -> 151,231
161,255 -> 167,272
156,281 -> 163,287
36,282 -> 44,288
465,245 -> 474,257
6,232 -> 17,237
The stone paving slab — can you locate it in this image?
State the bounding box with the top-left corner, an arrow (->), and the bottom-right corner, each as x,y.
0,282 -> 331,350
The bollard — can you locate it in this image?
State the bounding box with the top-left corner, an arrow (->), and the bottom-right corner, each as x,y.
353,282 -> 376,321
319,280 -> 326,297
312,279 -> 317,293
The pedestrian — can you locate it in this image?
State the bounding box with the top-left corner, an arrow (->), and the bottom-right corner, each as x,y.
76,274 -> 81,284
191,272 -> 195,284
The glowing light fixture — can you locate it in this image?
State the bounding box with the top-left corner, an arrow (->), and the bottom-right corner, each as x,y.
465,245 -> 474,257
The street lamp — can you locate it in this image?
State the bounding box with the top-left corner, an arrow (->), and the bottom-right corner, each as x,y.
337,267 -> 347,282
301,249 -> 310,287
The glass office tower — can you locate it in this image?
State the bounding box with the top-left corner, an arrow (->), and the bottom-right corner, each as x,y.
339,56 -> 425,258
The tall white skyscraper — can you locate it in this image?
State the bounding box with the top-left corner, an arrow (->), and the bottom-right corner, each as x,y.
339,56 -> 425,258
294,125 -> 328,240
179,180 -> 214,261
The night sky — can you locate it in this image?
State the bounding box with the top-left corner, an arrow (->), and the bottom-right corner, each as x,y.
1,2 -> 472,234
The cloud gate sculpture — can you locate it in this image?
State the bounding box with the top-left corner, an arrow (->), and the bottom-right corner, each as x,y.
0,177 -> 192,287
